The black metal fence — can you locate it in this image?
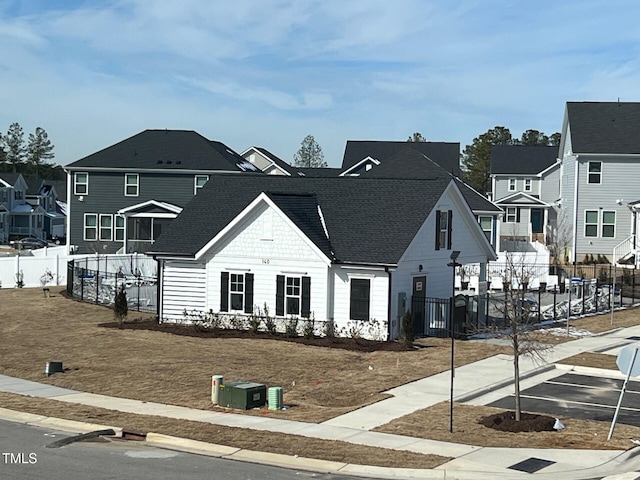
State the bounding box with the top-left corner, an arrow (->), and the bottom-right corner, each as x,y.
66,255 -> 157,313
411,263 -> 640,339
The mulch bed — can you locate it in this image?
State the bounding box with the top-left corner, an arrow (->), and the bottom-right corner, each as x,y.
480,411 -> 557,433
99,317 -> 412,352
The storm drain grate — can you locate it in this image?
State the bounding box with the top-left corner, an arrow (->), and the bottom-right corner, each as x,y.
508,457 -> 555,473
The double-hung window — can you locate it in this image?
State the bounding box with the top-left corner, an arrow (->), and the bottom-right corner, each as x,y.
350,278 -> 371,321
479,216 -> 493,242
506,207 -> 518,223
524,178 -> 532,192
125,174 -> 139,196
602,211 -> 616,238
115,215 -> 125,242
74,172 -> 88,195
508,178 -> 516,192
99,214 -> 113,241
584,210 -> 598,237
276,275 -> 311,317
220,272 -> 254,313
588,161 -> 601,184
84,213 -> 97,240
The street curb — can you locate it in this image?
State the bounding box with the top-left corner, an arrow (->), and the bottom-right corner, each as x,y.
145,432 -> 240,456
555,363 -> 626,378
455,363 -> 557,403
0,406 -> 122,436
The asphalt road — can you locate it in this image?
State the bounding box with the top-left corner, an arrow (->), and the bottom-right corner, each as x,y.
0,420 -> 360,480
489,372 -> 640,427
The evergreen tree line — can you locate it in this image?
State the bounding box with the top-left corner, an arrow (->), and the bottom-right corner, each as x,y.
0,122 -> 64,179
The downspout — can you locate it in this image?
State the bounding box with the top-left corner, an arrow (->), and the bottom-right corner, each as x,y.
572,157 -> 580,264
386,266 -> 392,341
156,258 -> 163,323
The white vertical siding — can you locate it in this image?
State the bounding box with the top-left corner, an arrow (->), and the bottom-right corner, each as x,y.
161,262 -> 207,321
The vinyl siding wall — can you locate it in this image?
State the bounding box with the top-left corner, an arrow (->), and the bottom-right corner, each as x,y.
390,185 -> 493,339
68,171 -> 209,254
493,176 -> 541,201
161,261 -> 207,320
573,156 -> 639,260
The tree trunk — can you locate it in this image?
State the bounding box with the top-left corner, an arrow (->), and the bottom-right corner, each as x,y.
513,328 -> 521,421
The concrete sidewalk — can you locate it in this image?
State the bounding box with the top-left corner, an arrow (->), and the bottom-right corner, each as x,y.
2,324 -> 640,479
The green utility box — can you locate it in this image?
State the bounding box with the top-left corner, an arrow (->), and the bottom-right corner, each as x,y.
218,381 -> 266,410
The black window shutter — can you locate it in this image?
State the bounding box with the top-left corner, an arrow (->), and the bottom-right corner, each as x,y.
435,210 -> 441,250
220,272 -> 229,312
276,275 -> 285,316
516,207 -> 521,223
447,210 -> 453,250
244,273 -> 254,314
301,276 -> 311,318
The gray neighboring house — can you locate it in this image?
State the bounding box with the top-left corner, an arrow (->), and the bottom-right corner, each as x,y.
64,129 -> 261,255
558,102 -> 640,264
0,173 -> 47,243
24,177 -> 67,242
490,145 -> 560,249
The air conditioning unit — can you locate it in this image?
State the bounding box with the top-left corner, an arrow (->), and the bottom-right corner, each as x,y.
218,381 -> 266,410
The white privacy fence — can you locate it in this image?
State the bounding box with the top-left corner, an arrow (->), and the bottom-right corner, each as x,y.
0,248 -> 156,290
0,247 -> 70,288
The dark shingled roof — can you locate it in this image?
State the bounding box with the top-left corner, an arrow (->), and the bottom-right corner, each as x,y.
490,145 -> 559,175
149,175 -> 452,265
0,173 -> 22,187
359,147 -> 501,213
567,102 -> 640,154
253,147 -> 342,177
342,140 -> 461,176
66,130 -> 260,172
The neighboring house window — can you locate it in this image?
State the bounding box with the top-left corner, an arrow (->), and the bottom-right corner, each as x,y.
276,275 -> 311,317
584,210 -> 598,237
505,207 -> 520,223
84,213 -> 97,240
125,174 -> 139,196
508,178 -> 516,192
220,272 -> 253,313
350,278 -> 371,321
588,161 -> 601,184
99,214 -> 113,241
435,210 -> 452,250
524,179 -> 532,192
115,216 -> 125,242
74,172 -> 88,195
14,190 -> 23,200
36,215 -> 43,229
602,211 -> 616,238
194,175 -> 209,194
479,216 -> 493,241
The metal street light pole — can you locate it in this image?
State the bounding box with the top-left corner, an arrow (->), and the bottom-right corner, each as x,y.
447,250 -> 461,434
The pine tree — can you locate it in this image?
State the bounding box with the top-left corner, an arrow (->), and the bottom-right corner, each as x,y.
27,127 -> 55,177
3,123 -> 26,173
293,135 -> 327,168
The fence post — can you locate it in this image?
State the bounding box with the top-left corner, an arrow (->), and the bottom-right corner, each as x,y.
633,269 -> 637,305
553,286 -> 557,320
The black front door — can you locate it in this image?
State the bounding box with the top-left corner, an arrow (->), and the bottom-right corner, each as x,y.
412,276 -> 426,336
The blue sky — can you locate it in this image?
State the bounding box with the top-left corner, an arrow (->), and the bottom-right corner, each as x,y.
1,1 -> 640,167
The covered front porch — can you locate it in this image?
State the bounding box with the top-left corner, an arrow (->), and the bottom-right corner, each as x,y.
117,200 -> 182,254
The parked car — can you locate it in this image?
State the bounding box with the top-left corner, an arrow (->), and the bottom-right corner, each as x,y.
12,237 -> 48,250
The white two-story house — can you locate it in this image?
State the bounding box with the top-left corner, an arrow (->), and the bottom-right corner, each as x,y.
490,145 -> 560,250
